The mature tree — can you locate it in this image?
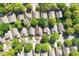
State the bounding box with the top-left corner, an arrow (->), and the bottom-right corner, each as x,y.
24,43 -> 33,53
0,6 -> 7,15
14,3 -> 25,13
74,24 -> 79,33
64,39 -> 72,47
41,43 -> 49,53
64,18 -> 73,28
0,3 -> 5,6
48,17 -> 56,27
69,3 -> 79,12
71,10 -> 79,19
48,3 -> 58,10
66,27 -> 75,35
11,38 -> 22,54
69,50 -> 79,56
41,35 -> 49,43
0,44 -> 3,51
35,5 -> 40,11
6,3 -> 15,13
57,3 -> 68,11
25,3 -> 32,10
0,23 -> 9,35
30,18 -> 38,27
35,43 -> 41,53
5,48 -> 15,56
38,18 -> 48,28
57,41 -> 62,47
73,17 -> 79,25
14,20 -> 22,29
39,3 -> 49,12
63,10 -> 71,19
50,33 -> 59,44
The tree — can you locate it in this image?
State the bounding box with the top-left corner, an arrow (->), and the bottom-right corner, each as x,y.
64,39 -> 72,47
6,3 -> 15,13
41,35 -> 49,43
66,27 -> 75,35
57,3 -> 68,11
64,18 -> 73,28
63,10 -> 71,19
69,3 -> 79,12
0,23 -> 9,36
38,18 -> 48,28
0,6 -> 7,15
71,10 -> 79,19
0,44 -> 3,51
14,20 -> 22,29
73,17 -> 79,25
25,3 -> 32,10
30,18 -> 38,27
35,43 -> 41,53
50,33 -> 59,44
5,48 -> 15,56
41,43 -> 49,53
39,3 -> 49,12
24,43 -> 33,53
57,41 -> 62,47
69,50 -> 79,56
11,38 -> 22,54
48,17 -> 56,27
14,3 -> 25,13
74,24 -> 79,33
48,3 -> 58,10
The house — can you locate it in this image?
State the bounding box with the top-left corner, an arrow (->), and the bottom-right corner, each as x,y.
32,10 -> 40,19
44,27 -> 51,36
0,37 -> 3,43
51,25 -> 58,33
62,45 -> 70,56
23,18 -> 30,27
17,14 -> 24,20
55,47 -> 62,56
29,27 -> 35,36
7,13 -> 16,23
0,15 -> 9,23
55,9 -> 62,19
58,23 -> 65,34
40,12 -> 48,19
48,10 -> 56,18
31,3 -> 38,11
35,26 -> 43,36
70,46 -> 77,51
11,28 -> 21,38
4,31 -> 13,40
25,12 -> 32,20
21,28 -> 28,37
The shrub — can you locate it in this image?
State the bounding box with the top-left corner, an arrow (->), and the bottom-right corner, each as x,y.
5,48 -> 15,56
69,50 -> 79,56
